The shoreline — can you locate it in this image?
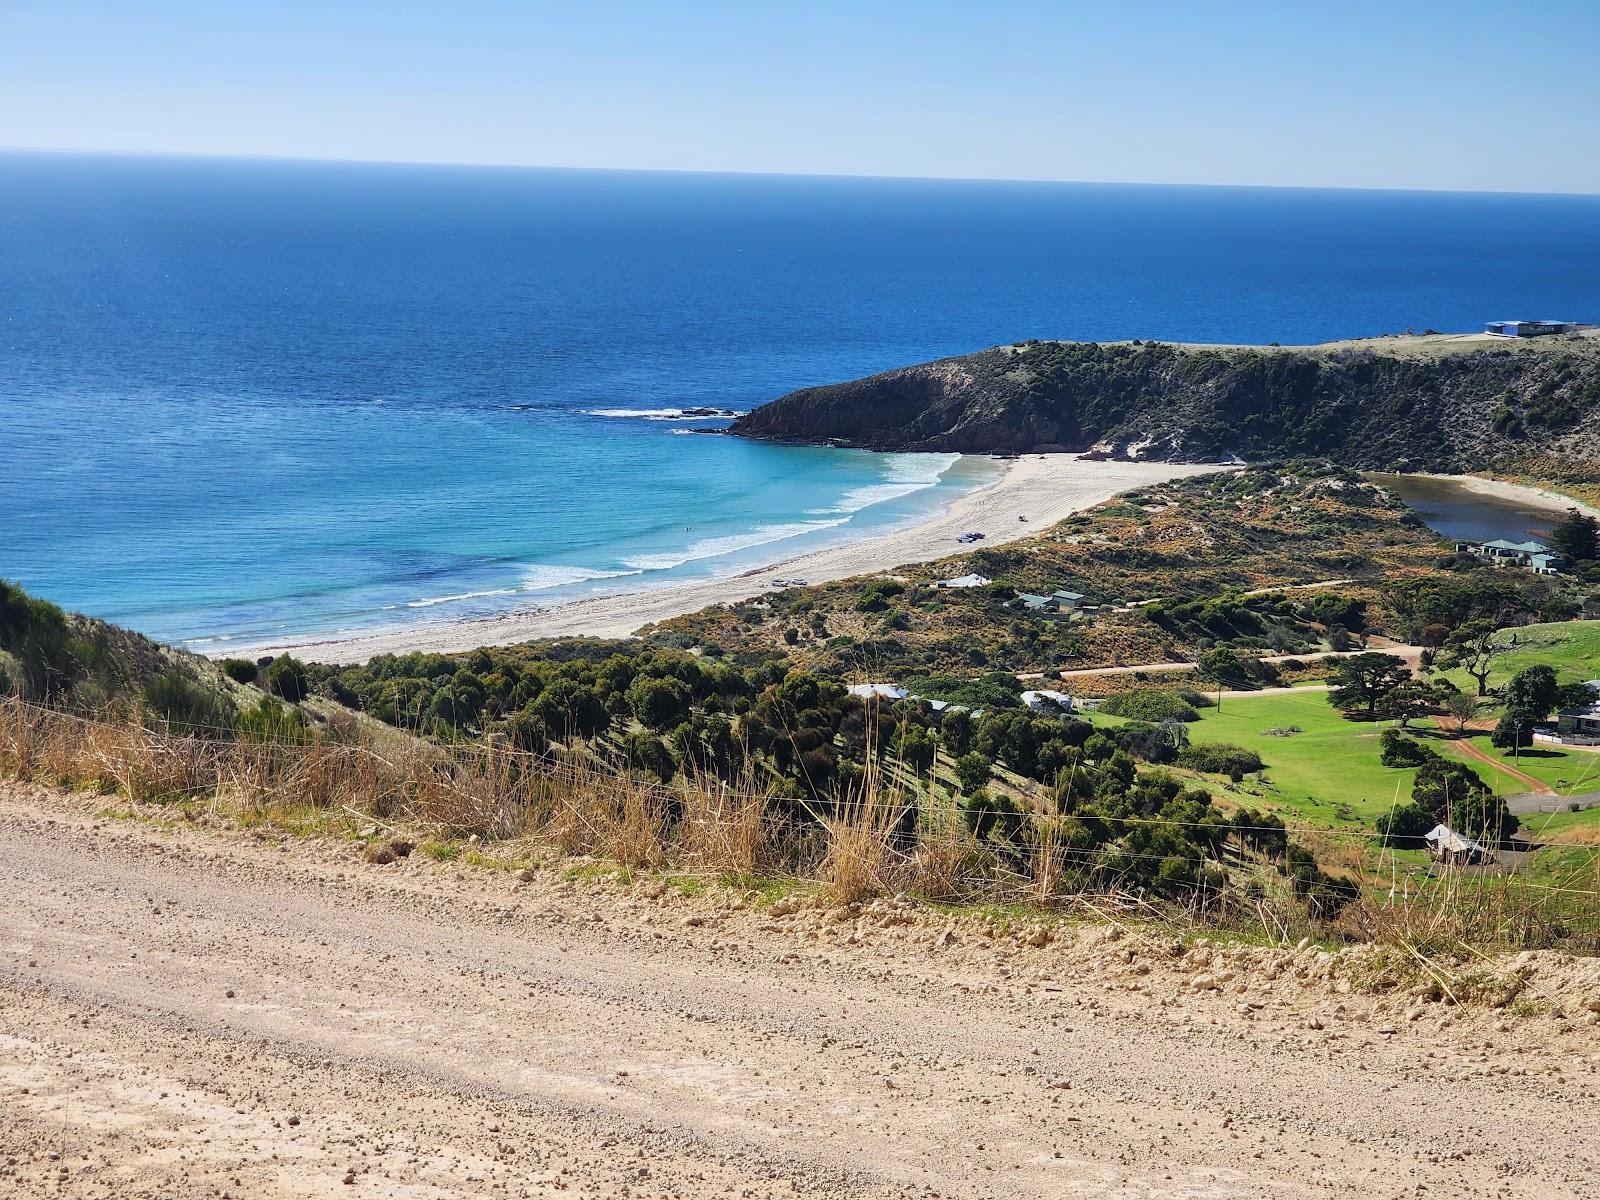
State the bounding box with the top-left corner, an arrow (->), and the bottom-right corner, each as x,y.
244,455 -> 1227,664
1422,473 -> 1600,519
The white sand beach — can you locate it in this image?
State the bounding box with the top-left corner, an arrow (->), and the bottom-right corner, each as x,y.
1417,473 -> 1600,519
247,455 -> 1226,664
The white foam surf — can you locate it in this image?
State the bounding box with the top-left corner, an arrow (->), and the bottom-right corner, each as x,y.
809,452 -> 960,515
585,407 -> 743,421
519,564 -> 642,591
621,519 -> 848,572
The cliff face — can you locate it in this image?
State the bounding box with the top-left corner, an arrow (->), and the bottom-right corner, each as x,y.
728,335 -> 1600,471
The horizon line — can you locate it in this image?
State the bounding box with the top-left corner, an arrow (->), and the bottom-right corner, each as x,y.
3,143 -> 1597,201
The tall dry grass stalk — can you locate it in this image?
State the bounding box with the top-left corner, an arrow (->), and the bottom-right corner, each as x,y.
3,696 -> 1598,952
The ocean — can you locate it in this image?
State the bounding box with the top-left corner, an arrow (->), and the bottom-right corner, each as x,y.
4,152 -> 1598,650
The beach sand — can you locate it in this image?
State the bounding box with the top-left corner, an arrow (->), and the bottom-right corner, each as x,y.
1416,473 -> 1600,519
249,455 -> 1227,664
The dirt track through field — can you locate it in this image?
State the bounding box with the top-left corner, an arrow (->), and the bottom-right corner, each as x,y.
3,785 -> 1600,1198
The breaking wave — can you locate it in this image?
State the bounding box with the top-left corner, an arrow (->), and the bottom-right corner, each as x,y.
585,407 -> 743,421
621,519 -> 848,572
809,452 -> 960,515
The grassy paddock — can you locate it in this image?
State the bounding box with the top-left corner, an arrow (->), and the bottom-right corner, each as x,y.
1434,620 -> 1600,696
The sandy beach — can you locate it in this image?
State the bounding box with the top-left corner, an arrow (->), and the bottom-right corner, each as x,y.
250,455 -> 1226,664
1419,473 -> 1600,519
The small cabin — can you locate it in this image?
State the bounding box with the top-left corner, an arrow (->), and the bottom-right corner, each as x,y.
1485,319 -> 1592,338
1424,824 -> 1494,866
1021,689 -> 1074,713
931,572 -> 991,589
1013,589 -> 1086,613
847,683 -> 908,701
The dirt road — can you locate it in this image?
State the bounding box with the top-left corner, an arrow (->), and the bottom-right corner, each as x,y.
4,784 -> 1600,1198
1435,719 -> 1554,795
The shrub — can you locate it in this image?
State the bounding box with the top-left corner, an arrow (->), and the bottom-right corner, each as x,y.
1098,689 -> 1200,723
142,671 -> 235,734
264,655 -> 310,703
1378,729 -> 1435,767
1175,742 -> 1263,778
855,580 -> 905,612
218,657 -> 260,685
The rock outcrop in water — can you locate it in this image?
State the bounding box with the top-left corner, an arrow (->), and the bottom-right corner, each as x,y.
729,334 -> 1600,473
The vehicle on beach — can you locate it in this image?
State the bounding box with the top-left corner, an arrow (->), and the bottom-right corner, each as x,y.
957,531 -> 986,543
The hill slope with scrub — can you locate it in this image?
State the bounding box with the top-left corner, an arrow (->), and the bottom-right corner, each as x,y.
729,332 -> 1600,484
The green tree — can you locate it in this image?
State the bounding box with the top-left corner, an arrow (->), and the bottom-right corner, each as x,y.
503,707 -> 550,755
1504,665 -> 1559,722
1441,621 -> 1504,697
1411,757 -> 1515,839
627,675 -> 694,731
1490,713 -> 1534,751
953,751 -> 992,793
1442,691 -> 1478,735
1548,508 -> 1600,563
939,708 -> 975,756
1327,653 -> 1411,719
622,731 -> 677,783
1375,801 -> 1434,846
1378,680 -> 1437,728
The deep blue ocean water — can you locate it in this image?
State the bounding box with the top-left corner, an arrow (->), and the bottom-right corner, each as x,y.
4,152 -> 1598,649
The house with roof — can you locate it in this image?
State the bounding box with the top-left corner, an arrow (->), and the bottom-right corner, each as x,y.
930,572 -> 991,589
1021,689 -> 1074,713
847,683 -> 909,701
1013,588 -> 1087,613
1424,824 -> 1495,866
1454,538 -> 1563,575
1485,319 -> 1593,338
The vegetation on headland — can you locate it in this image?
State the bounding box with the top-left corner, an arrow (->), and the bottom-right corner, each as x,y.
728,332 -> 1600,488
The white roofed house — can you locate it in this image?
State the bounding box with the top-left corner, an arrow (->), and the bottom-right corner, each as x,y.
1424,824 -> 1495,867
847,683 -> 909,701
1021,689 -> 1074,713
932,573 -> 992,589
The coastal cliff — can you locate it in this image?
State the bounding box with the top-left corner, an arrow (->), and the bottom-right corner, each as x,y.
729,333 -> 1600,473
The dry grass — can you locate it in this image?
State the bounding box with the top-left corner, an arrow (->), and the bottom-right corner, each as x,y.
4,696 -> 1597,953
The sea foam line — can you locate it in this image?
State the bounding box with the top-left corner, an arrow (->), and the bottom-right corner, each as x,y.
621,519 -> 848,572
585,407 -> 743,421
809,451 -> 961,515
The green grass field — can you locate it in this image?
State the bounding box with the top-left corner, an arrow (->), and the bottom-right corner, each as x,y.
1178,691 -> 1415,824
1434,620 -> 1600,696
1081,620 -> 1600,833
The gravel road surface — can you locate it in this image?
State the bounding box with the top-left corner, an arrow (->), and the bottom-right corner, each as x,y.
3,784 -> 1598,1198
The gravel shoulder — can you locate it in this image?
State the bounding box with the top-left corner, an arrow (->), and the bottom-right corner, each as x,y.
3,780 -> 1600,1199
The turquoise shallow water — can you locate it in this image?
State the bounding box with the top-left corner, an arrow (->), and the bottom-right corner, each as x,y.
3,153 -> 1597,648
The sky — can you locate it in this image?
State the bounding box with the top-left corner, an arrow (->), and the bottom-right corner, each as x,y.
4,0 -> 1598,194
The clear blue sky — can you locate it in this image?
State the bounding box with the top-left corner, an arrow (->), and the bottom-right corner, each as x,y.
5,0 -> 1598,193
